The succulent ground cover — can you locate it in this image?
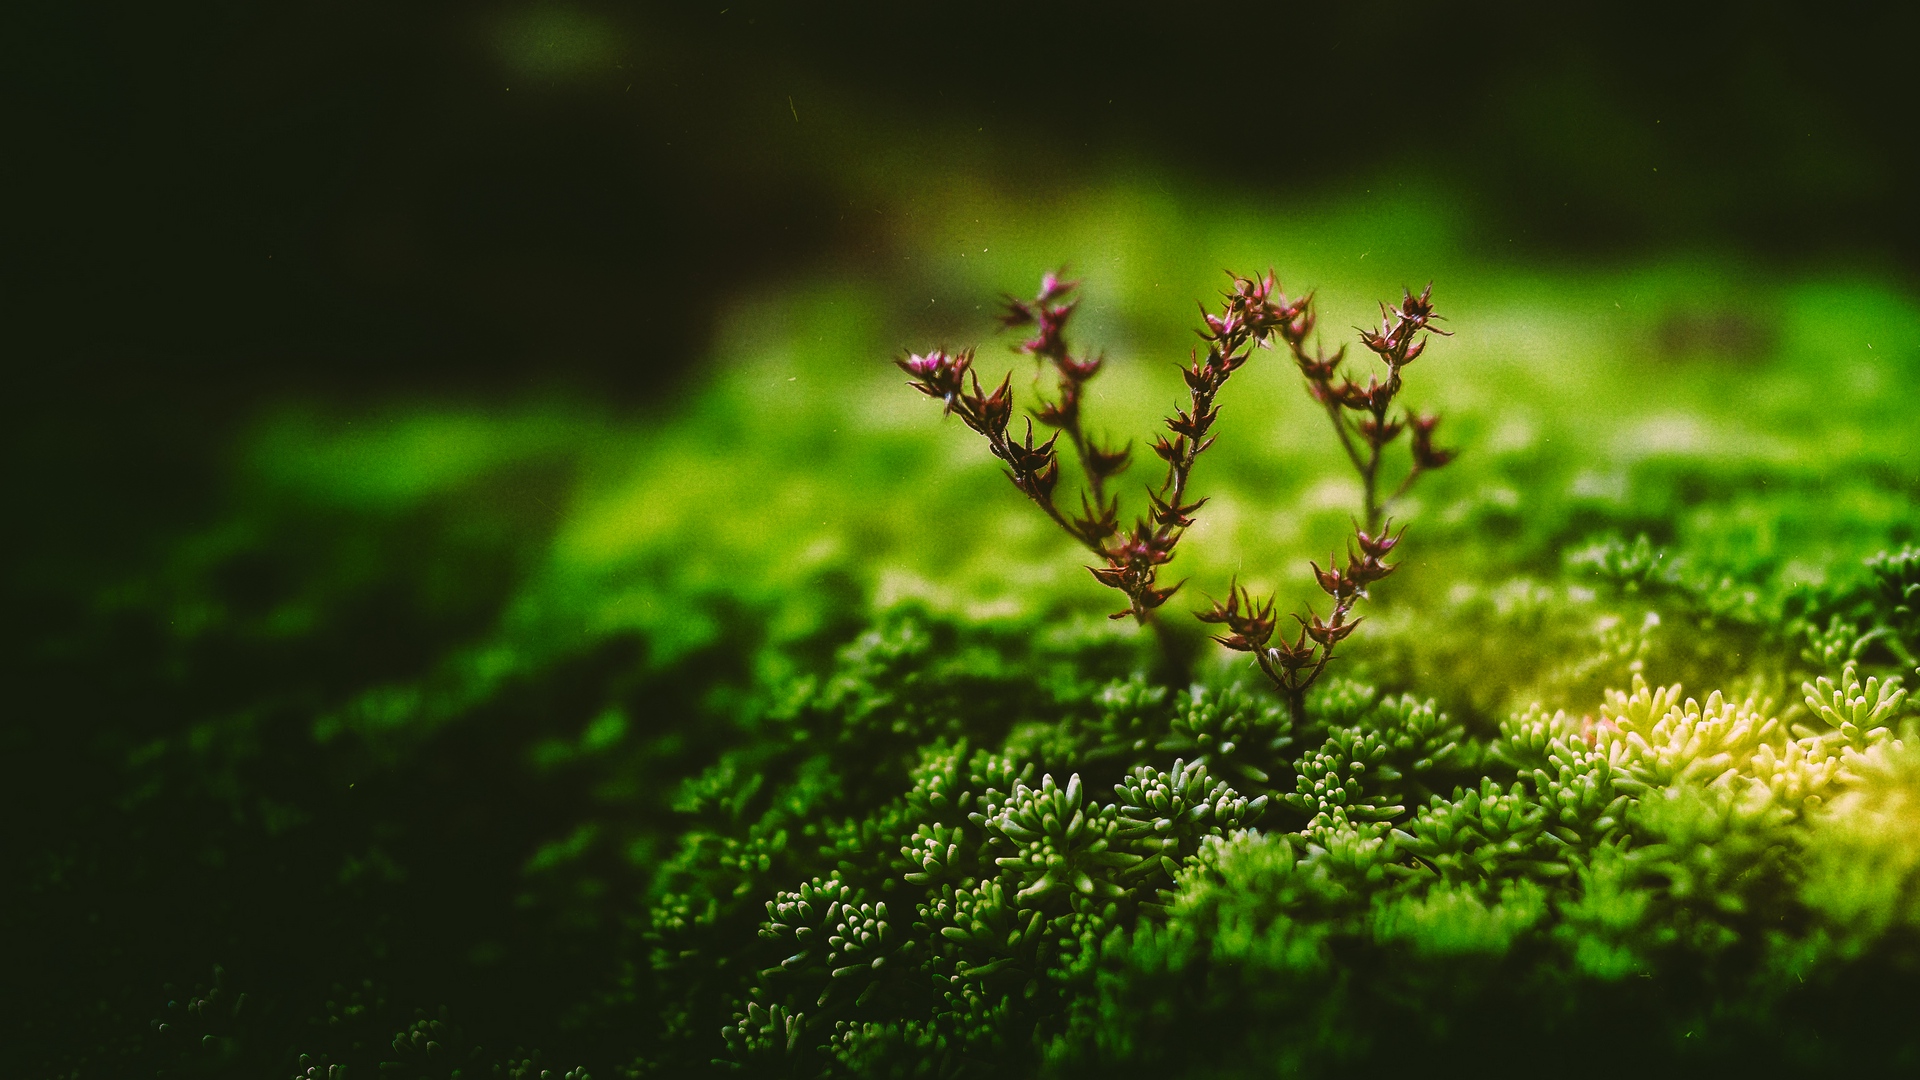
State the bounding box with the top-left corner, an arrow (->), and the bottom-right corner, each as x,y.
16,189 -> 1920,1077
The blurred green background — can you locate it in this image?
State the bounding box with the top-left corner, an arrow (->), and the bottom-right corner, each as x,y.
10,1 -> 1920,1074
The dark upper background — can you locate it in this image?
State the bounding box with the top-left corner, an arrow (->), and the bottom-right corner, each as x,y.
10,0 -> 1914,624
13,1 -> 1917,399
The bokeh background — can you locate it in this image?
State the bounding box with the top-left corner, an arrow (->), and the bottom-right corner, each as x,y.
11,1 -> 1920,1074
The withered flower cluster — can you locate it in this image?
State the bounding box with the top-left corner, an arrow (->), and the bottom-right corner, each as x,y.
1201,281 -> 1455,719
898,270 -> 1455,718
1200,524 -> 1402,722
1000,272 -> 1131,512
900,271 -> 1285,623
895,346 -> 1048,499
1275,282 -> 1455,530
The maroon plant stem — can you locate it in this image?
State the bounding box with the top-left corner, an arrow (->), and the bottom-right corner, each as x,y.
1361,395 -> 1388,532
1003,276 -> 1127,552
1028,337 -> 1106,510
1067,426 -> 1108,510
946,392 -> 1102,558
900,272 -> 1454,702
1200,281 -> 1451,717
1318,391 -> 1368,479
1038,365 -> 1110,514
1386,462 -> 1426,509
982,271 -> 1282,626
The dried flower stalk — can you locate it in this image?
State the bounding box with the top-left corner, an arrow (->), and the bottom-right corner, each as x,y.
1204,283 -> 1456,721
898,271 -> 1456,721
900,271 -> 1285,623
1275,282 -> 1454,531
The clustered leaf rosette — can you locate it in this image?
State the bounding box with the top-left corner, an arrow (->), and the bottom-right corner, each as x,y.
758,875 -> 905,1008
1628,781 -> 1800,914
1468,663 -> 1914,902
823,1016 -> 951,1077
1490,702 -> 1586,773
1114,758 -> 1268,883
1284,723 -> 1407,829
1798,733 -> 1920,953
818,805 -> 914,888
803,608 -> 1060,754
1367,693 -> 1474,796
904,741 -> 978,823
1392,777 -> 1561,884
1575,668 -> 1908,821
1865,545 -> 1920,663
647,823 -> 794,971
985,773 -> 1139,905
1298,805 -> 1408,888
919,879 -> 1043,985
1602,680 -> 1788,793
1068,675 -> 1173,766
913,876 -> 1123,1046
964,753 -> 1038,831
385,1016 -> 482,1075
1491,704 -> 1632,847
720,1001 -> 806,1064
1802,661 -> 1907,757
899,822 -> 974,889
1155,683 -> 1294,792
895,746 -> 1044,893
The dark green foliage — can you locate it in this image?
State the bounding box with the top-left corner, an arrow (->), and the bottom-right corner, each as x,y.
1153,683 -> 1291,792
618,580 -> 1920,1078
627,601 -> 1164,1073
23,426 -> 1920,1080
1114,759 -> 1268,887
45,543 -> 1920,1077
21,521 -> 1920,1080
662,655 -> 1324,1075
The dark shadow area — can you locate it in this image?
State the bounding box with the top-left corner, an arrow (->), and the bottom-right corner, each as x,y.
15,1 -> 1918,402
